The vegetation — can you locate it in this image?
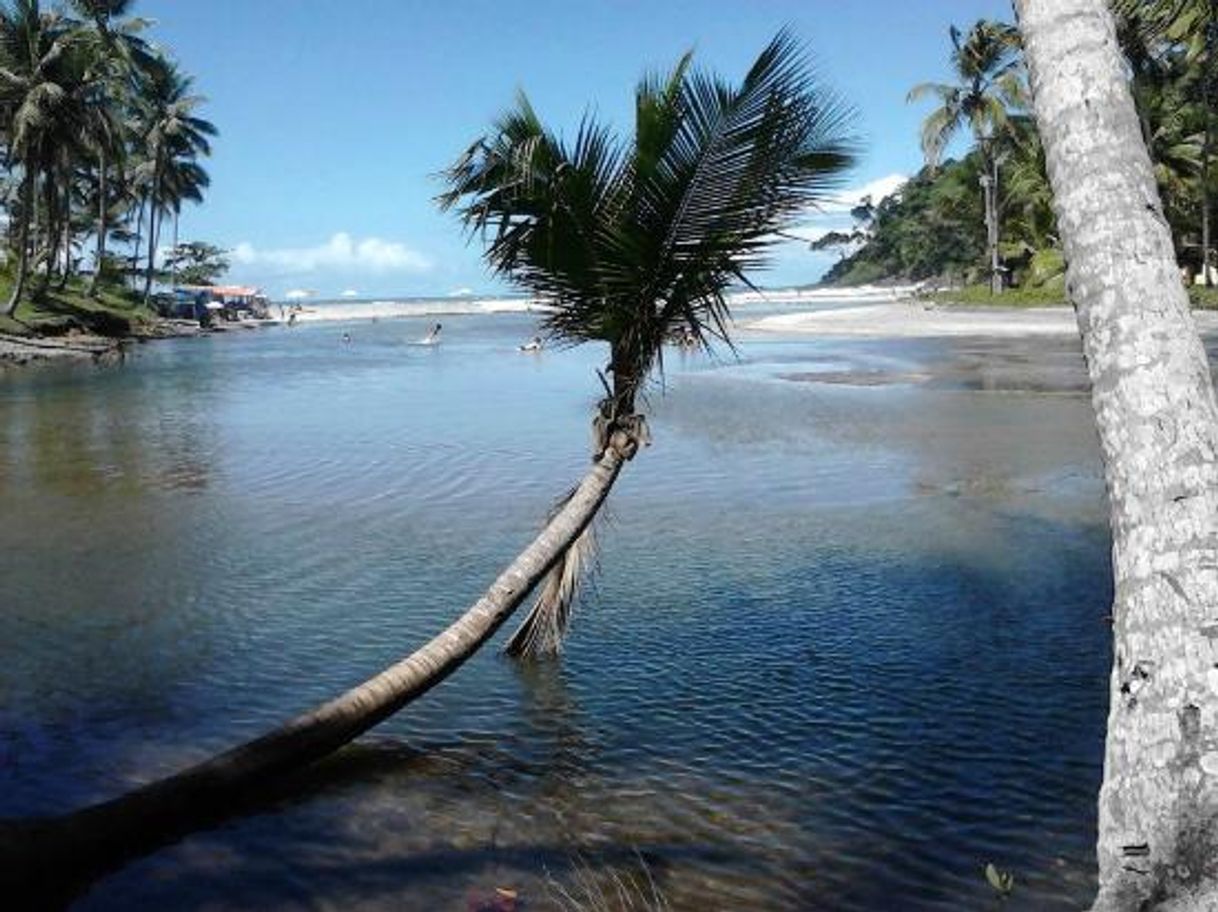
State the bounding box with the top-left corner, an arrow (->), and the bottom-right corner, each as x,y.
908,20 -> 1023,294
826,4 -> 1215,296
163,240 -> 229,286
0,274 -> 158,337
0,0 -> 215,321
929,281 -> 1066,308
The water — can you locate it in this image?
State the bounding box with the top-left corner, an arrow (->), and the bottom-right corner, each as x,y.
0,312 -> 1111,910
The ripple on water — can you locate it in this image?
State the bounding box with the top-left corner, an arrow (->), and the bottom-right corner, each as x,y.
0,320 -> 1110,910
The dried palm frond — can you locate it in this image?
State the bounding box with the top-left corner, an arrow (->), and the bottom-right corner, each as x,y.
504,488 -> 599,658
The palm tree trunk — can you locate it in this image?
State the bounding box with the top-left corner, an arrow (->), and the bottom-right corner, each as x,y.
1017,1 -> 1218,909
130,194 -> 145,291
4,170 -> 34,317
142,203 -> 158,306
37,168 -> 56,291
142,159 -> 162,306
88,147 -> 106,297
990,156 -> 1001,294
171,208 -> 179,289
980,146 -> 1002,295
0,443 -> 628,901
56,180 -> 72,292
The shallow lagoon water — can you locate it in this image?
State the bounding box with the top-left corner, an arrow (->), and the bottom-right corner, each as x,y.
1,312 -> 1110,909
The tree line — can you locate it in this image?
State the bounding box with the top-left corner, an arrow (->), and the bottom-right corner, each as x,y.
0,0 -> 216,317
823,0 -> 1216,294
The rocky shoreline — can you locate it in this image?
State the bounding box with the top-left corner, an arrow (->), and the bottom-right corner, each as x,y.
0,319 -> 220,368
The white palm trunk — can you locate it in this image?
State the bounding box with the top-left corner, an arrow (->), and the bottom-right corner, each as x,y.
1016,1 -> 1218,909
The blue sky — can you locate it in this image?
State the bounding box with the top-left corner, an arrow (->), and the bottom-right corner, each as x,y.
138,0 -> 1011,298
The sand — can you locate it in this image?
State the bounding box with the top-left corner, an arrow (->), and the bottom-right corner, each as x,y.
745,299 -> 1218,338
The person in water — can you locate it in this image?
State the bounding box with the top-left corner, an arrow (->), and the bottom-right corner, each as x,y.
341,332 -> 351,344
519,336 -> 542,352
423,322 -> 442,344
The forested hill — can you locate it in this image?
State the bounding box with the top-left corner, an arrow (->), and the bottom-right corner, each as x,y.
820,5 -> 1214,294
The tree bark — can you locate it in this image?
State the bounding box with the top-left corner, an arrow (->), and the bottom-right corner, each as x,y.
40,168 -> 56,288
57,179 -> 72,291
0,445 -> 626,902
142,159 -> 162,307
990,155 -> 1002,294
88,147 -> 106,297
4,170 -> 34,317
980,145 -> 1003,295
1016,1 -> 1218,909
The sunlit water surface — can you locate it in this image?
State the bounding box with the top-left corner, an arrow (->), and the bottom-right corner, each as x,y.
1,311 -> 1111,910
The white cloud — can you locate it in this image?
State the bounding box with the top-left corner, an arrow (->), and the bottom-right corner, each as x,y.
820,173 -> 908,213
231,233 -> 431,276
780,173 -> 910,245
447,287 -> 474,297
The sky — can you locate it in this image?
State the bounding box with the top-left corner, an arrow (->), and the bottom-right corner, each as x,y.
136,0 -> 1013,299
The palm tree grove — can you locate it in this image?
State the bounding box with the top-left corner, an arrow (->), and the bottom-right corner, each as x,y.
1,1 -> 1217,910
0,0 -> 215,326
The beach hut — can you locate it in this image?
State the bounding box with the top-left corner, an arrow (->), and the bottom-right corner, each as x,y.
175,285 -> 269,320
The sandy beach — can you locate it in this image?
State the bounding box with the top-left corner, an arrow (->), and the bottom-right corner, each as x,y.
745,298 -> 1218,338
748,300 -> 1078,337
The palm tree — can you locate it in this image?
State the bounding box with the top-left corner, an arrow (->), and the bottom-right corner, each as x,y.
0,33 -> 855,899
1001,117 -> 1057,252
134,54 -> 214,304
157,152 -> 209,289
1017,0 -> 1218,908
438,30 -> 856,654
0,0 -> 82,314
908,20 -> 1024,294
68,0 -> 149,295
1116,0 -> 1217,283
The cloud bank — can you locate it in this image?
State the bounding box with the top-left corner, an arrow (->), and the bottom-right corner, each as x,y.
231,233 -> 431,277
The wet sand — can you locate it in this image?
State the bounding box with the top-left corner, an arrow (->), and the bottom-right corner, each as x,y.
743,302 -> 1218,396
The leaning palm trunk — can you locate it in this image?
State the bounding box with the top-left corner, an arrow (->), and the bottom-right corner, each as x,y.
0,443 -> 629,899
1017,1 -> 1218,909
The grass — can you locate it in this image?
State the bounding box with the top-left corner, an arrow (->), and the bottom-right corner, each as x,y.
1190,285 -> 1218,310
929,283 -> 1068,308
932,282 -> 1218,311
0,275 -> 161,339
544,851 -> 670,912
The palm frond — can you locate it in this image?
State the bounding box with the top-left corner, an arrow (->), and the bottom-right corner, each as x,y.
503,488 -> 599,658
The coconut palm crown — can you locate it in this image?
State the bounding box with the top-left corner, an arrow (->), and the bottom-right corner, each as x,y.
907,20 -> 1025,168
439,30 -> 856,418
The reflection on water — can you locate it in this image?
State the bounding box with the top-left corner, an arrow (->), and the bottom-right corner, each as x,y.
0,314 -> 1110,910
